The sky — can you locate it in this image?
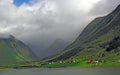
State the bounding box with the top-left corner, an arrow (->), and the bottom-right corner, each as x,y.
0,0 -> 120,58
13,0 -> 30,6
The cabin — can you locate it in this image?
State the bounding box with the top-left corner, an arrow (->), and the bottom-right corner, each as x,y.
86,61 -> 93,64
86,61 -> 99,64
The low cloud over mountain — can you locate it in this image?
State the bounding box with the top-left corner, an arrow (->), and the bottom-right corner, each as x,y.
0,0 -> 119,58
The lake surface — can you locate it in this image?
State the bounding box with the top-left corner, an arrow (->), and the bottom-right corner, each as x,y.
0,68 -> 120,75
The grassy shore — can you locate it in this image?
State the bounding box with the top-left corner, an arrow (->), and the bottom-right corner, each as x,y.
40,61 -> 120,68
1,61 -> 120,70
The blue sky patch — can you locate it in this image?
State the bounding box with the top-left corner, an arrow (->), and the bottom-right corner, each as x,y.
13,0 -> 30,7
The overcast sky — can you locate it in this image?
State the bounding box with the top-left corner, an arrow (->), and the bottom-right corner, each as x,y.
0,0 -> 119,57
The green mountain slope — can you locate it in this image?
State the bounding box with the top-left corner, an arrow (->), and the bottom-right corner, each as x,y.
42,4 -> 120,67
0,35 -> 35,66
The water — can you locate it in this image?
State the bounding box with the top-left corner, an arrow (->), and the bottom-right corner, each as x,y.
0,68 -> 120,75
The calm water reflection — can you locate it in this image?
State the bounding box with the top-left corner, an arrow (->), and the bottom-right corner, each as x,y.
0,68 -> 120,75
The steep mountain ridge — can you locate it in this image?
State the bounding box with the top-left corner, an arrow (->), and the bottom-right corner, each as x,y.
66,5 -> 120,50
45,4 -> 120,64
0,35 -> 35,66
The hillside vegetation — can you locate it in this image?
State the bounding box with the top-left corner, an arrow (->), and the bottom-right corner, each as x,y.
0,35 -> 35,67
40,4 -> 120,68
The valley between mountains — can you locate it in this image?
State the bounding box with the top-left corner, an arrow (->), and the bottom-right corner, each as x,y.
0,4 -> 120,69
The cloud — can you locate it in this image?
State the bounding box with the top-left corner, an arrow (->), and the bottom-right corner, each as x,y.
90,0 -> 120,16
0,0 -> 119,58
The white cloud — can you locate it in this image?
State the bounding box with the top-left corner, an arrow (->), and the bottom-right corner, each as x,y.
90,0 -> 120,16
0,0 -> 100,34
0,0 -> 118,57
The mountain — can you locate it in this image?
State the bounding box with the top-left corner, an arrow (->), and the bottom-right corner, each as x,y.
48,39 -> 69,54
43,4 -> 120,66
0,35 -> 36,66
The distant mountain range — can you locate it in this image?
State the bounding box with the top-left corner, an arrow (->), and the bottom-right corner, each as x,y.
44,4 -> 120,65
0,35 -> 36,66
48,39 -> 70,55
0,4 -> 120,68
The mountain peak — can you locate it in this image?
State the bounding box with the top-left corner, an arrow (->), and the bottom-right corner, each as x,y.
110,4 -> 120,15
115,4 -> 120,10
117,4 -> 120,8
0,34 -> 15,39
8,35 -> 15,39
